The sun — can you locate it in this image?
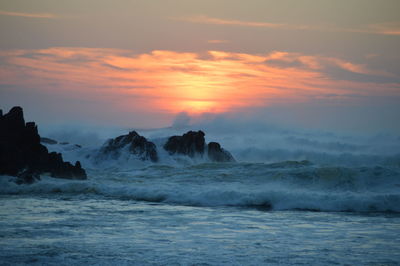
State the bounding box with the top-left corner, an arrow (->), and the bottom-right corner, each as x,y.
177,100 -> 218,113
159,66 -> 233,114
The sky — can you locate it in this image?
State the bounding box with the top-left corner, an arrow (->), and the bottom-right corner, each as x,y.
0,0 -> 399,134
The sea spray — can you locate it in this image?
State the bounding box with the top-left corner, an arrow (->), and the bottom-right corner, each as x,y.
2,162 -> 399,212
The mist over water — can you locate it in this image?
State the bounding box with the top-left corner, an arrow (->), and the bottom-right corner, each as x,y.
7,111 -> 395,213
137,112 -> 400,167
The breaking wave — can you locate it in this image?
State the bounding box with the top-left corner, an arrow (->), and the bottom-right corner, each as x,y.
2,121 -> 399,213
2,162 -> 400,212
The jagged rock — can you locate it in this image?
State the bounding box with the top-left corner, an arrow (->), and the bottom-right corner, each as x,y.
16,169 -> 41,185
0,106 -> 87,183
164,130 -> 235,162
164,130 -> 206,157
46,152 -> 86,179
3,106 -> 25,129
99,131 -> 158,162
207,142 -> 235,162
40,137 -> 58,145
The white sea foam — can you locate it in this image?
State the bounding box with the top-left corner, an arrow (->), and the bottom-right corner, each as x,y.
42,125 -> 400,171
2,162 -> 399,212
11,120 -> 397,213
3,116 -> 399,265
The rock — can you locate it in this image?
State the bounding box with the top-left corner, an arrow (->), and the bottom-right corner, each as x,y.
164,130 -> 235,162
47,152 -> 86,179
207,142 -> 235,162
164,130 -> 206,157
2,106 -> 25,130
16,169 -> 41,185
99,131 -> 158,162
98,129 -> 235,164
40,137 -> 58,145
0,106 -> 87,182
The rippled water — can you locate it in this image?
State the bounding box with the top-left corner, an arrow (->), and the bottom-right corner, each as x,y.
1,195 -> 399,265
1,162 -> 400,265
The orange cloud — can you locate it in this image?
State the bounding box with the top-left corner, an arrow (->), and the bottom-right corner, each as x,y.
265,51 -> 393,76
0,10 -> 56,19
0,48 -> 398,115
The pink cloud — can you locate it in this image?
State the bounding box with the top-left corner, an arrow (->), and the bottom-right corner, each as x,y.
1,48 -> 398,116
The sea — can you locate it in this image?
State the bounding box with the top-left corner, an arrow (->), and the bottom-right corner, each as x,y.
1,124 -> 400,265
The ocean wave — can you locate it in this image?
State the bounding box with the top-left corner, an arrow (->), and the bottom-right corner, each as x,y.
2,162 -> 399,212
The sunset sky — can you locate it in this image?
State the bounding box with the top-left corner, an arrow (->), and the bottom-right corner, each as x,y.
1,0 -> 399,133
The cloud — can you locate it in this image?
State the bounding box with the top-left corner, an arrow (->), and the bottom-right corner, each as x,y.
0,10 -> 57,19
207,40 -> 229,44
174,15 -> 285,29
366,22 -> 400,36
173,15 -> 400,36
264,51 -> 394,77
326,57 -> 392,76
1,47 -> 398,120
173,15 -> 286,29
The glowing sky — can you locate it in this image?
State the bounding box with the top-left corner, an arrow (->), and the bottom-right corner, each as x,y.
0,0 -> 399,132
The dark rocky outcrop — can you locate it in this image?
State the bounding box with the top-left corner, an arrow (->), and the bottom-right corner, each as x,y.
207,142 -> 235,162
164,130 -> 235,162
0,106 -> 87,182
15,169 -> 41,185
99,131 -> 158,162
98,130 -> 234,163
164,130 -> 206,157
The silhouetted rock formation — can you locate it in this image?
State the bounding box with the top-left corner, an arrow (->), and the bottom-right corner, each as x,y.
99,131 -> 158,162
164,130 -> 235,162
164,130 -> 206,157
207,142 -> 235,162
15,169 -> 41,185
0,106 -> 87,182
